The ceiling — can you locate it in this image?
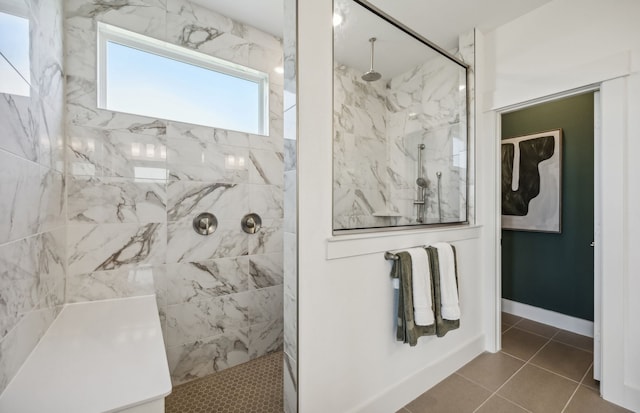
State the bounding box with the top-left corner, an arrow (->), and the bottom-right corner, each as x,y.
191,0 -> 553,79
191,0 -> 552,46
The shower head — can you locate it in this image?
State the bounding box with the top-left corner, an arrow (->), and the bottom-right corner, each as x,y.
362,37 -> 382,82
416,177 -> 428,188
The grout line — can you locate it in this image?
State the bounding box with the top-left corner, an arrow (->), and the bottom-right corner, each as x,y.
560,361 -> 594,413
549,337 -> 594,354
527,362 -> 582,384
494,394 -> 533,413
509,325 -> 560,341
473,332 -> 556,413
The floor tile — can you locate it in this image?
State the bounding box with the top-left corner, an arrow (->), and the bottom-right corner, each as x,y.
530,340 -> 592,381
475,395 -> 529,413
497,364 -> 577,412
405,374 -> 491,413
582,365 -> 599,391
513,319 -> 559,338
564,385 -> 633,413
501,328 -> 548,360
502,312 -> 522,326
165,351 -> 283,413
553,330 -> 593,352
456,352 -> 524,391
502,322 -> 512,333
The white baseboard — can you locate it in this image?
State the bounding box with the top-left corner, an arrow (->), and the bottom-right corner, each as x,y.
349,335 -> 485,413
502,299 -> 594,337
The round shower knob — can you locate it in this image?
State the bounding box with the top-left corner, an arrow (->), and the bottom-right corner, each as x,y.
241,213 -> 262,234
193,212 -> 217,235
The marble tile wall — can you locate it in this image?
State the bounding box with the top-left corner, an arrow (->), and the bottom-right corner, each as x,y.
333,34 -> 475,229
0,0 -> 66,395
64,0 -> 284,385
283,0 -> 297,410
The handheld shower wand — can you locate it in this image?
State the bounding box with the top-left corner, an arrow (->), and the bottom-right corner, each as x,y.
414,144 -> 426,223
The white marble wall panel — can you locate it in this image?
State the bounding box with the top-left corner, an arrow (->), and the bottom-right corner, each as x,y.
167,221 -> 249,263
68,177 -> 166,223
66,265 -> 161,303
165,292 -> 251,347
249,318 -> 283,359
67,223 -> 166,275
166,329 -> 250,385
0,0 -> 65,394
249,253 -> 284,289
249,149 -> 285,186
249,218 -> 283,255
165,257 -> 250,305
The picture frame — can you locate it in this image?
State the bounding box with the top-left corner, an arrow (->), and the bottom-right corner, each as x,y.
501,129 -> 562,233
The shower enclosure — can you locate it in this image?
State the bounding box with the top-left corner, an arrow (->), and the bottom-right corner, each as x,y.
332,0 -> 469,231
62,0 -> 297,411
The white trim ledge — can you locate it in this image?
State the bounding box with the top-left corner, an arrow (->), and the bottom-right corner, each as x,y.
502,298 -> 594,337
347,335 -> 485,413
327,225 -> 482,260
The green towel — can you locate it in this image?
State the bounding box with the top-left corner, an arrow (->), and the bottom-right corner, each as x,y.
391,251 -> 436,346
426,246 -> 460,337
390,246 -> 460,346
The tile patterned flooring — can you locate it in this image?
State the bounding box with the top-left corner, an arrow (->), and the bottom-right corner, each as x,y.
398,313 -> 632,413
165,351 -> 283,413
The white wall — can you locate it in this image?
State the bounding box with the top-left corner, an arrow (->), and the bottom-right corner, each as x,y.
481,0 -> 640,410
297,1 -> 488,411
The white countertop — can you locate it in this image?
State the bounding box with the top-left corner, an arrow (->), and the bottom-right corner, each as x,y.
0,296 -> 172,413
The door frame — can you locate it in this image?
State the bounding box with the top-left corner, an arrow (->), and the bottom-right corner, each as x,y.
492,84 -> 603,382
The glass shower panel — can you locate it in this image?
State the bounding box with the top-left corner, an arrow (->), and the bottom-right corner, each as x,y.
332,0 -> 469,232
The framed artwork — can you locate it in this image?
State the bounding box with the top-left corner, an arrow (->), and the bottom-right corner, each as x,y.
501,129 -> 562,233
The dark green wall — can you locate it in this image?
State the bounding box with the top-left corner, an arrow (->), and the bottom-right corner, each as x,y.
501,93 -> 594,321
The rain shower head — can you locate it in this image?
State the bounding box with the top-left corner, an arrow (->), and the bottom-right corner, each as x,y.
362,37 -> 382,82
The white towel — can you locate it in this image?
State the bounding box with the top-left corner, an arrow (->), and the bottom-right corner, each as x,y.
407,247 -> 435,326
433,243 -> 460,320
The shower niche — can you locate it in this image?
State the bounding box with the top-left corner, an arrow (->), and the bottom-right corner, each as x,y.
333,0 -> 470,232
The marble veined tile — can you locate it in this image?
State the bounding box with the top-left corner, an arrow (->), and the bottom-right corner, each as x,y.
66,265 -> 160,303
0,94 -> 39,163
166,328 -> 250,385
166,121 -> 249,148
249,285 -> 283,325
167,138 -> 249,183
284,171 -> 296,234
248,218 -> 283,255
249,149 -> 284,186
65,0 -> 166,41
68,176 -> 166,224
167,181 -> 247,223
283,233 -> 297,297
166,218 -> 248,263
36,229 -> 66,311
249,253 -> 283,289
165,257 -> 250,305
0,151 -> 42,244
0,236 -> 38,339
249,184 -> 283,219
284,292 -> 297,360
165,292 -> 251,347
0,306 -> 58,394
67,223 -> 166,276
249,318 -> 283,359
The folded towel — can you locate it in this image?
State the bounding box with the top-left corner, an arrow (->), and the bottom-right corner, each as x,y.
407,248 -> 435,326
432,243 -> 460,320
426,245 -> 460,337
390,251 -> 435,346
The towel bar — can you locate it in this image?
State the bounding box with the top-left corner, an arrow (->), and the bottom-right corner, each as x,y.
384,251 -> 399,261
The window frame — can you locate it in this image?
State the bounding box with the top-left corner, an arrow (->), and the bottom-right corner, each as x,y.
96,22 -> 269,135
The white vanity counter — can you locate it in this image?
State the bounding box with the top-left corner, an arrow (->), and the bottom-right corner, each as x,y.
0,296 -> 171,413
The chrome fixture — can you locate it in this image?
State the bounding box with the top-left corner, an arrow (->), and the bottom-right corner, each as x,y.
436,171 -> 442,223
193,212 -> 217,235
241,213 -> 262,234
361,37 -> 382,82
414,143 -> 426,223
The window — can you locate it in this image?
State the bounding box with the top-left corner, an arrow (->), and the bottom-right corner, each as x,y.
97,23 -> 269,135
0,8 -> 30,97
